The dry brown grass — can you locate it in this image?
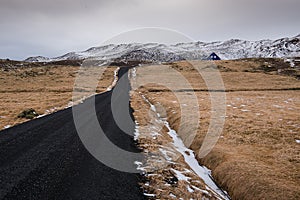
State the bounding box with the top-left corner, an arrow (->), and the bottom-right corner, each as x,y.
131,59 -> 300,199
0,62 -> 117,129
156,60 -> 300,91
1,58 -> 299,199
130,91 -> 219,199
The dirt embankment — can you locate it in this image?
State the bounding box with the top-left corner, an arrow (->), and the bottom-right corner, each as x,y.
130,59 -> 300,199
131,90 -> 227,199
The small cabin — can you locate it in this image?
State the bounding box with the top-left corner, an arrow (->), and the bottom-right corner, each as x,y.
208,52 -> 221,60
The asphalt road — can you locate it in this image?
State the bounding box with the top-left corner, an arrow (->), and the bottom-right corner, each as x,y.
0,67 -> 146,200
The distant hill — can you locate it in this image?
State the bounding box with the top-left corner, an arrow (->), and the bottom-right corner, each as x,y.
25,34 -> 300,62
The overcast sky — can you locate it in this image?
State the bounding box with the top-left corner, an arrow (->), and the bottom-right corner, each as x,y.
0,0 -> 299,60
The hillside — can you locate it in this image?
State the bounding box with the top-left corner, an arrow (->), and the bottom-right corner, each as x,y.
25,34 -> 300,62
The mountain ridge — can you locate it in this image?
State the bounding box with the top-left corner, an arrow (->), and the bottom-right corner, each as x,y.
25,34 -> 300,62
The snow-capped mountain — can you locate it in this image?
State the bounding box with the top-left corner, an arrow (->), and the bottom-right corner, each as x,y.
25,56 -> 51,62
25,34 -> 300,62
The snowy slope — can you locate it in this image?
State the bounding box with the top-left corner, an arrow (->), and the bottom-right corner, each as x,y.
25,34 -> 300,62
25,56 -> 51,62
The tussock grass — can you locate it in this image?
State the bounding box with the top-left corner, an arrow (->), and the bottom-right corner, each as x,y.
131,59 -> 300,199
0,62 -> 117,129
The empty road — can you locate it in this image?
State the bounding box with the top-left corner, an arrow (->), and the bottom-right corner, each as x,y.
0,67 -> 145,200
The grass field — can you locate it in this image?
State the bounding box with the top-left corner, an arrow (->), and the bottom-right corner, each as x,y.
0,60 -> 116,129
130,59 -> 300,199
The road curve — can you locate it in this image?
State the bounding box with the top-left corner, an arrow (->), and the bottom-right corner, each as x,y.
0,67 -> 146,200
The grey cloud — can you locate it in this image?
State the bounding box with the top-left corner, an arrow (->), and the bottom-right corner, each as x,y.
0,0 -> 299,60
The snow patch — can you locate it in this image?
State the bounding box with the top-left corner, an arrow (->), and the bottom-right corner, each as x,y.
241,109 -> 250,112
187,185 -> 195,193
171,169 -> 191,182
284,58 -> 295,67
106,67 -> 120,91
3,125 -> 11,129
143,193 -> 155,197
139,95 -> 230,200
134,121 -> 140,141
273,105 -> 283,109
169,193 -> 177,198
